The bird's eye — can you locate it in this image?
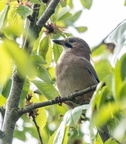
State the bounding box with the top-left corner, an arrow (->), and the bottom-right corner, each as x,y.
65,42 -> 73,48
69,39 -> 76,43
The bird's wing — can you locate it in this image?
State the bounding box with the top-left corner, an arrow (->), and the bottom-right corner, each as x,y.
80,57 -> 100,83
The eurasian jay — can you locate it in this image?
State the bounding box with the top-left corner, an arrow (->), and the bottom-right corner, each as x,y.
53,36 -> 99,109
53,37 -> 110,142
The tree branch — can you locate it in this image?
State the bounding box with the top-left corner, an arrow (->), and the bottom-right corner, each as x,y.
19,84 -> 97,115
36,0 -> 60,28
1,4 -> 41,144
1,73 -> 25,144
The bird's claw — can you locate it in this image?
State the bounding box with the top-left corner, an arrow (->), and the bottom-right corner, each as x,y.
55,96 -> 62,106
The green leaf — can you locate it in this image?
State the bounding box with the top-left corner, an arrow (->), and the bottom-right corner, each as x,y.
70,10 -> 82,23
53,43 -> 63,62
124,0 -> 126,6
39,36 -> 50,60
0,5 -> 9,29
63,105 -> 89,126
20,80 -> 30,107
36,64 -> 52,84
54,105 -> 88,144
0,44 -> 12,85
31,80 -> 59,99
87,82 -> 109,119
0,95 -> 6,107
54,122 -> 66,144
80,0 -> 92,9
38,4 -> 46,18
3,39 -> 35,78
95,133 -> 103,144
56,7 -> 72,21
75,26 -> 87,33
113,54 -> 126,100
65,10 -> 82,25
104,138 -> 118,144
3,22 -> 24,39
48,130 -> 57,144
29,0 -> 41,4
93,102 -> 120,128
31,55 -> 47,65
62,126 -> 69,144
94,58 -> 112,80
67,0 -> 74,8
31,92 -> 47,129
16,5 -> 33,19
2,79 -> 12,98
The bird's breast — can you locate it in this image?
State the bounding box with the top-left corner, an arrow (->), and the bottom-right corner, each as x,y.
56,53 -> 90,96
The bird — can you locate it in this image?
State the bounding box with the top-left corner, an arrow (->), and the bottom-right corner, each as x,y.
53,36 -> 99,109
53,36 -> 111,142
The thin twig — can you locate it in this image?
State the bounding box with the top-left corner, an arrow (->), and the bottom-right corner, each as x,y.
33,117 -> 43,144
36,0 -> 60,28
19,84 -> 97,115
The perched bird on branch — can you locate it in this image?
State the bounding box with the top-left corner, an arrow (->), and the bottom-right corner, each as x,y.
53,36 -> 110,142
53,36 -> 99,109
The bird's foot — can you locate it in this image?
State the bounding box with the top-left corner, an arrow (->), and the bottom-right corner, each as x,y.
55,96 -> 62,106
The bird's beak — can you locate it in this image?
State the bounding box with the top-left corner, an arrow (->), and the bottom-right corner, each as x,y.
53,39 -> 64,45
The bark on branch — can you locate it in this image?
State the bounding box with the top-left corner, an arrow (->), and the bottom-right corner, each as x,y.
19,84 -> 97,115
36,0 -> 60,28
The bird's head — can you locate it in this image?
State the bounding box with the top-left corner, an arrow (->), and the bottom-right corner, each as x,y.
53,36 -> 91,61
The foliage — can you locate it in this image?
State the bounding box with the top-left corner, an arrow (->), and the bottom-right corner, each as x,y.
0,0 -> 126,144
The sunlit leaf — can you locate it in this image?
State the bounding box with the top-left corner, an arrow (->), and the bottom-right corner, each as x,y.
0,0 -> 7,12
48,130 -> 57,144
29,0 -> 41,4
67,10 -> 82,25
54,105 -> 88,144
53,43 -> 63,62
53,122 -> 66,144
3,22 -> 24,39
3,39 -> 35,78
113,54 -> 126,100
0,44 -> 12,85
124,0 -> 126,6
92,44 -> 108,56
113,117 -> 126,140
95,133 -> 103,144
31,92 -> 47,129
31,80 -> 59,99
63,105 -> 88,126
94,58 -> 112,80
75,26 -> 87,33
62,126 -> 69,144
56,7 -> 71,21
0,4 -> 9,29
80,0 -> 92,9
16,5 -> 33,19
67,0 -> 74,8
93,102 -> 120,127
48,66 -> 55,80
104,138 -> 118,144
0,95 -> 6,107
38,4 -> 46,18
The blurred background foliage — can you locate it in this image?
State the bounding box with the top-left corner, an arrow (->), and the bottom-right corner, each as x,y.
0,0 -> 126,144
